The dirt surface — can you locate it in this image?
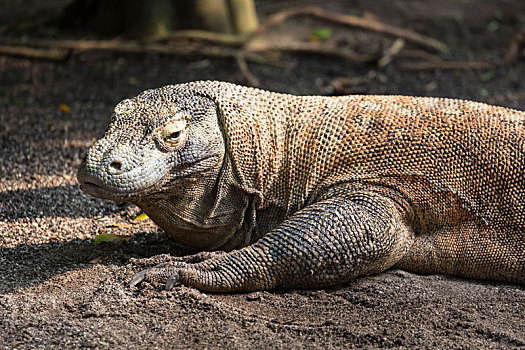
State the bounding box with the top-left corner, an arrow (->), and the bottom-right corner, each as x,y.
1,0 -> 525,348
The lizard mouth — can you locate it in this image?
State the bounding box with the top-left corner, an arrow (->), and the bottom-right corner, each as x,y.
79,180 -> 154,201
81,181 -> 108,193
78,167 -> 174,201
80,181 -> 128,200
77,169 -> 146,200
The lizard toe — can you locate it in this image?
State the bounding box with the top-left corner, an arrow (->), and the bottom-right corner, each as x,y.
129,262 -> 185,289
129,269 -> 147,287
165,271 -> 180,290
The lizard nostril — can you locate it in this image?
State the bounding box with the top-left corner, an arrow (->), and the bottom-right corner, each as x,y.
109,160 -> 123,173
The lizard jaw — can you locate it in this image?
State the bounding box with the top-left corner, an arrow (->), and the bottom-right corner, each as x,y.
77,170 -> 152,201
79,178 -> 135,201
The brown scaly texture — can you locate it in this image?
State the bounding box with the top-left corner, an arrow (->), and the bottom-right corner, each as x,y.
78,81 -> 525,292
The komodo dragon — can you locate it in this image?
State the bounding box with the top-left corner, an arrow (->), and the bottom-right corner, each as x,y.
77,81 -> 525,292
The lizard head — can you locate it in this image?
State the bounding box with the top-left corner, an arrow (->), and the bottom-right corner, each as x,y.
77,87 -> 225,202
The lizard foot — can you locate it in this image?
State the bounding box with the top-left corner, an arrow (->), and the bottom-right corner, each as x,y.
129,251 -> 228,290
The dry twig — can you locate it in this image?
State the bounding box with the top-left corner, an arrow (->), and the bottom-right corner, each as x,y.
394,49 -> 442,63
0,44 -> 68,60
249,41 -> 377,63
246,6 -> 448,53
0,37 -> 283,65
142,30 -> 248,46
397,60 -> 493,71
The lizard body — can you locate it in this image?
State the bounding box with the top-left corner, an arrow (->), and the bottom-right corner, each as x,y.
78,81 -> 525,291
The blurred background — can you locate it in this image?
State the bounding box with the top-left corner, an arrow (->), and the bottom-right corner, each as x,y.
1,0 -> 524,99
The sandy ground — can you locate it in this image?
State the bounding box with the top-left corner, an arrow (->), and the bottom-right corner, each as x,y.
1,0 -> 525,348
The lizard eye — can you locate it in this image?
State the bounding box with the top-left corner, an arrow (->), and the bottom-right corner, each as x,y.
167,131 -> 181,141
160,120 -> 187,147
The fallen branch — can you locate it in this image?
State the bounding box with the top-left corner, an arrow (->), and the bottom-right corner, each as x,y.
394,49 -> 442,63
0,35 -> 374,67
246,6 -> 448,53
0,37 -> 138,50
142,30 -> 247,46
0,44 -> 69,60
397,60 -> 493,71
249,41 -> 377,63
0,37 -> 284,66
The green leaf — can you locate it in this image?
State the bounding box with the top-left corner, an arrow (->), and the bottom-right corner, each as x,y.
134,213 -> 149,221
487,21 -> 499,32
310,28 -> 332,41
94,233 -> 119,244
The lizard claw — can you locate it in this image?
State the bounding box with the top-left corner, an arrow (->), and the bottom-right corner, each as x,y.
165,271 -> 180,290
129,263 -> 183,290
129,269 -> 147,287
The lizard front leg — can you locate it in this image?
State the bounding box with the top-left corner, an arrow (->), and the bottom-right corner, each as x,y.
130,191 -> 414,292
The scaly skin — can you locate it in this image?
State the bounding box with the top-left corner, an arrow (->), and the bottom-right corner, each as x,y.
78,81 -> 525,292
